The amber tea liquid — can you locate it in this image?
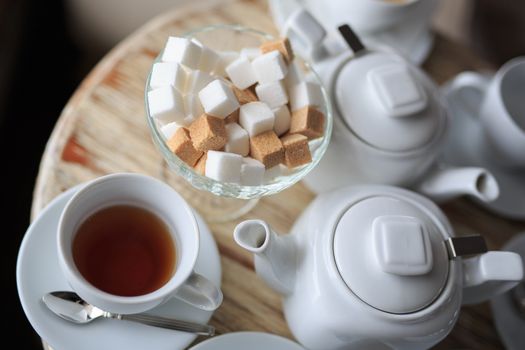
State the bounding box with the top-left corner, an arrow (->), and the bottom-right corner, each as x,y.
72,205 -> 176,297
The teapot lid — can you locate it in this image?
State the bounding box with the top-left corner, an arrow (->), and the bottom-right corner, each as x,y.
333,195 -> 449,314
334,52 -> 444,152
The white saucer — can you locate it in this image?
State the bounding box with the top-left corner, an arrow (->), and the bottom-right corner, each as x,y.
441,76 -> 525,220
16,185 -> 222,350
490,233 -> 525,350
189,332 -> 305,350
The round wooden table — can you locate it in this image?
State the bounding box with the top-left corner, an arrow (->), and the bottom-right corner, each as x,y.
32,0 -> 524,349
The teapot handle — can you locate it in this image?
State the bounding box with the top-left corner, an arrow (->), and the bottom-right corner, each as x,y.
462,251 -> 523,305
443,71 -> 490,118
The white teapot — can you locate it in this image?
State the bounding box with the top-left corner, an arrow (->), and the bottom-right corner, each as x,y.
281,11 -> 499,203
234,185 -> 523,350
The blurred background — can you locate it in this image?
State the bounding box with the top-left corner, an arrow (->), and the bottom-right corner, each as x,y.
2,0 -> 523,347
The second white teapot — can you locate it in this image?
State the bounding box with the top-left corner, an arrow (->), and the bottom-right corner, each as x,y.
281,11 -> 499,203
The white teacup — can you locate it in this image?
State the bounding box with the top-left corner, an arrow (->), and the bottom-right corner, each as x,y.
305,0 -> 424,33
447,57 -> 525,169
57,173 -> 223,314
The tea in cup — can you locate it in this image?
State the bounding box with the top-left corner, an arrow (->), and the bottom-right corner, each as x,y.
72,205 -> 176,297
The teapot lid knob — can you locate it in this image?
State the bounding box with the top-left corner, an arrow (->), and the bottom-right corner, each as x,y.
368,64 -> 428,118
373,215 -> 433,276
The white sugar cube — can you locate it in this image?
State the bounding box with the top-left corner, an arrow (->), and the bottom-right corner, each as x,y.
148,86 -> 185,123
239,102 -> 275,137
284,60 -> 304,90
162,37 -> 202,69
289,81 -> 324,111
255,80 -> 288,108
160,122 -> 182,140
149,62 -> 186,91
184,94 -> 204,120
252,51 -> 288,84
198,79 -> 240,119
214,51 -> 239,76
241,157 -> 265,186
264,164 -> 283,182
185,70 -> 214,93
205,150 -> 243,183
199,46 -> 220,72
226,56 -> 258,90
240,47 -> 261,61
225,123 -> 249,156
273,105 -> 291,136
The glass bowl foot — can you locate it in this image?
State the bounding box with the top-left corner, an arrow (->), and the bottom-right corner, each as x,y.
160,162 -> 259,223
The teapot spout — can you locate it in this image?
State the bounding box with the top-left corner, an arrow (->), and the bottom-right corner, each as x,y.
234,220 -> 296,295
416,166 -> 499,203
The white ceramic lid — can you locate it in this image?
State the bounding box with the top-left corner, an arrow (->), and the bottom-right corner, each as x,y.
335,52 -> 443,152
333,195 -> 449,314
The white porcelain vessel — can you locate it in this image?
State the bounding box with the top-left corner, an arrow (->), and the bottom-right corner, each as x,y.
440,57 -> 525,219
269,0 -> 438,64
57,173 -> 223,314
445,57 -> 525,169
277,13 -> 499,203
234,185 -> 523,350
304,0 -> 426,34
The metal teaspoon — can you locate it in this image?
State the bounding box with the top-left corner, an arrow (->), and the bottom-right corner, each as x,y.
42,291 -> 215,336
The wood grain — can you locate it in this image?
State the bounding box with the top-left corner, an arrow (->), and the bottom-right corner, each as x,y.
32,0 -> 524,349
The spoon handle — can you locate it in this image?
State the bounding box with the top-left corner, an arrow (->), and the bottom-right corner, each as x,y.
113,313 -> 215,336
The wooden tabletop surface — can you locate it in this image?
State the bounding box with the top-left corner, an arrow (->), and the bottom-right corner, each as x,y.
32,0 -> 525,349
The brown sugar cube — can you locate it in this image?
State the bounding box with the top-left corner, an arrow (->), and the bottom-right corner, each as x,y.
249,130 -> 284,169
233,86 -> 258,105
167,127 -> 203,167
194,152 -> 207,175
224,109 -> 239,124
281,134 -> 312,168
289,106 -> 325,140
260,38 -> 294,63
188,114 -> 227,151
